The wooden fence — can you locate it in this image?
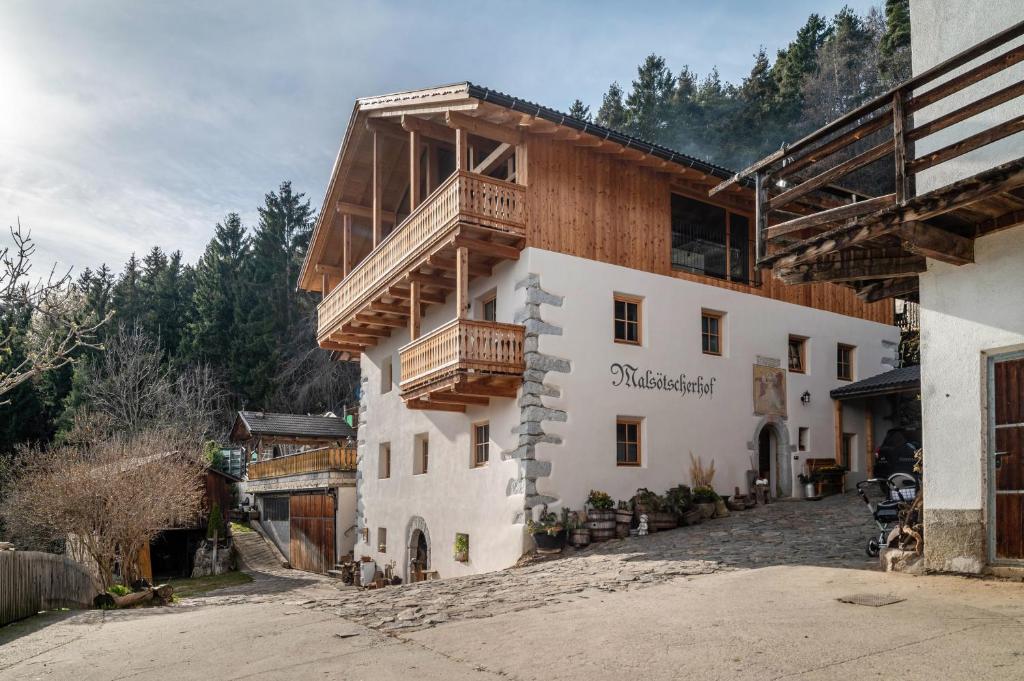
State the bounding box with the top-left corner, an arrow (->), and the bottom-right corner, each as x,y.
0,550 -> 99,626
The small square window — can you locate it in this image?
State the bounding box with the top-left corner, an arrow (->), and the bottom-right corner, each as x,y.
472,422 -> 490,467
616,417 -> 642,466
614,295 -> 642,345
381,356 -> 393,394
377,527 -> 387,553
837,343 -> 855,381
788,336 -> 807,373
701,310 -> 723,355
481,293 -> 497,322
798,427 -> 809,452
414,434 -> 429,475
378,442 -> 391,479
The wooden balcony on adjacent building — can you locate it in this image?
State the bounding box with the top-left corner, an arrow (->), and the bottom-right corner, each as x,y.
710,19 -> 1024,302
316,170 -> 526,354
247,446 -> 357,481
399,318 -> 525,411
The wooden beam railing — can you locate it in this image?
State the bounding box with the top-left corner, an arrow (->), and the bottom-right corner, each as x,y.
399,319 -> 525,393
247,446 -> 357,480
726,19 -> 1024,266
317,171 -> 526,341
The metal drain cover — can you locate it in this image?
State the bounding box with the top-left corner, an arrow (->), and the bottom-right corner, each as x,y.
837,593 -> 906,607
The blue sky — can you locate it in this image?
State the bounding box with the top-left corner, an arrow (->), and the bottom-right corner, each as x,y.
0,0 -> 878,276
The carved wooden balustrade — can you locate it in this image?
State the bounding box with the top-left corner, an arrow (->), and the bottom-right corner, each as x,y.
247,446 -> 357,480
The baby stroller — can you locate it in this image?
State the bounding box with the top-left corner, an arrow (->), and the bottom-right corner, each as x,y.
855,473 -> 918,557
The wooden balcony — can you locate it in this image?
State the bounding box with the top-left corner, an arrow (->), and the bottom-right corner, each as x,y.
710,19 -> 1024,302
317,171 -> 526,353
247,446 -> 357,481
399,319 -> 525,411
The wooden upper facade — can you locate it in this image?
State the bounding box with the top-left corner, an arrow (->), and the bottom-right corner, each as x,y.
299,82 -> 894,410
711,20 -> 1024,302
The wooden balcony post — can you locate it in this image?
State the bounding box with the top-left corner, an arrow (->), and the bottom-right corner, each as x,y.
892,90 -> 909,205
456,246 -> 469,319
754,171 -> 766,286
410,280 -> 421,341
321,273 -> 329,300
426,142 -> 437,193
455,128 -> 469,172
372,130 -> 383,246
409,129 -> 421,210
342,213 -> 353,277
833,399 -> 844,465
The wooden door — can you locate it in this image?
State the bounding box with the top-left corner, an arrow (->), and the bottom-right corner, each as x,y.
289,493 -> 336,574
993,355 -> 1024,560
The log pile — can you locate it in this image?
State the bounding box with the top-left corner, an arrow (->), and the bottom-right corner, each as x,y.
93,584 -> 174,609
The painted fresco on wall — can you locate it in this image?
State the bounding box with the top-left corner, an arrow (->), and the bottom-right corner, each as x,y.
753,365 -> 786,417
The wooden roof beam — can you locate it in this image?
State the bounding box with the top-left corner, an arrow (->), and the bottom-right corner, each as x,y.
401,114 -> 455,143
893,221 -> 974,265
447,111 -> 522,146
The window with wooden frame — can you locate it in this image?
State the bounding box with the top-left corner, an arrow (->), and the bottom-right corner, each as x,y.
788,336 -> 807,373
798,427 -> 809,452
701,310 -> 723,356
613,294 -> 642,345
378,442 -> 391,479
381,355 -> 393,394
670,193 -> 752,284
414,434 -> 429,475
480,292 -> 497,322
837,343 -> 855,381
472,422 -> 490,467
377,527 -> 387,553
616,417 -> 642,466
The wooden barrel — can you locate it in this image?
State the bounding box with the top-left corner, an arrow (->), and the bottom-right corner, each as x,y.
569,529 -> 590,547
588,509 -> 616,523
649,512 -> 678,531
615,510 -> 633,524
589,528 -> 616,542
585,519 -> 616,531
616,522 -> 630,538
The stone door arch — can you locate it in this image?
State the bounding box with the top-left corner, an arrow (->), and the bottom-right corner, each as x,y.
749,416 -> 792,498
405,516 -> 431,583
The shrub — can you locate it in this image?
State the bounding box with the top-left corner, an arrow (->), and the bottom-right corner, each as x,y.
587,489 -> 614,510
692,486 -> 720,504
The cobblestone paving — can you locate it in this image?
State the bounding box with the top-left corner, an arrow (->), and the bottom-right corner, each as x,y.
221,494 -> 877,631
198,494 -> 879,633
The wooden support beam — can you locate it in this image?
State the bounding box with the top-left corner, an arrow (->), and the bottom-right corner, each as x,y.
515,143 -> 528,186
353,313 -> 407,328
765,194 -> 895,240
909,113 -> 1024,174
342,213 -> 353,277
893,91 -> 909,205
453,236 -> 521,261
405,271 -> 456,290
315,263 -> 345,276
893,221 -> 974,265
372,131 -> 383,247
320,340 -> 367,353
409,129 -> 422,211
473,143 -> 515,176
426,254 -> 491,277
387,286 -> 446,305
833,400 -> 843,466
423,391 -> 490,406
446,111 -> 522,146
368,301 -> 412,316
856,277 -> 920,303
777,256 -> 925,284
405,398 -> 465,413
451,380 -> 520,398
768,139 -> 894,211
409,281 -> 421,341
321,272 -> 330,300
426,142 -> 438,193
754,172 -> 767,284
342,324 -> 391,338
454,127 -> 469,172
401,114 -> 456,143
456,246 -> 469,319
336,202 -> 398,223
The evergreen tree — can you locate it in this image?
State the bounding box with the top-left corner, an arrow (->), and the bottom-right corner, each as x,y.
567,99 -> 591,121
624,55 -> 676,141
774,13 -> 830,115
112,254 -> 145,329
595,82 -> 627,131
880,0 -> 912,81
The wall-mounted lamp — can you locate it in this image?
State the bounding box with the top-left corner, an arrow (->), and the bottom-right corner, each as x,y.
801,391 -> 812,405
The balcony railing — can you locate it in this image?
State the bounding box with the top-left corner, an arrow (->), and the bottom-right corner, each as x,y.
399,318 -> 525,394
317,171 -> 526,341
247,446 -> 357,481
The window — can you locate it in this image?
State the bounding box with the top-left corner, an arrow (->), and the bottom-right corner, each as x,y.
614,294 -> 642,345
671,193 -> 751,283
381,356 -> 393,394
701,310 -> 723,355
841,433 -> 855,470
377,528 -> 387,553
378,442 -> 391,479
837,344 -> 855,381
616,418 -> 642,466
472,422 -> 490,467
788,336 -> 807,373
798,427 -> 809,452
414,434 -> 429,475
480,292 -> 497,322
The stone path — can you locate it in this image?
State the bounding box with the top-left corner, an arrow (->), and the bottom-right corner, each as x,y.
210,493 -> 879,633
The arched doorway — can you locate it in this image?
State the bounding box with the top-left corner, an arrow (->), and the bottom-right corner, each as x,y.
751,418 -> 792,498
405,516 -> 431,583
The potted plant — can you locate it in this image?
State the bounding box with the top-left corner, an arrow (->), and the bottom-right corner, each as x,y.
631,488 -> 664,532
692,486 -> 719,518
528,511 -> 566,553
615,499 -> 633,525
798,472 -> 819,499
567,512 -> 590,547
453,533 -> 469,562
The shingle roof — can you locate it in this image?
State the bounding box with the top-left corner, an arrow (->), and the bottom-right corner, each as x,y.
233,411 -> 356,440
830,365 -> 920,400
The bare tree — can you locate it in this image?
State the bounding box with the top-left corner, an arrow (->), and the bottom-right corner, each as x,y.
1,430 -> 207,588
0,221 -> 110,399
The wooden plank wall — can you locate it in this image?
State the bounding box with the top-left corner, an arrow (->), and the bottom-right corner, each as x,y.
0,551 -> 98,626
525,137 -> 894,325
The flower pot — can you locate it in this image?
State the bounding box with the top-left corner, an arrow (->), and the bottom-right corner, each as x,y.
615,509 -> 633,525
615,522 -> 630,539
588,509 -> 616,523
726,497 -> 747,511
533,529 -> 567,553
803,482 -> 818,499
649,511 -> 678,531
569,528 -> 591,547
696,502 -> 716,519
714,499 -> 730,518
682,509 -> 703,526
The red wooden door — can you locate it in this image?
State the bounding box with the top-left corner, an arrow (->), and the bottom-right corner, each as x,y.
993,357 -> 1024,560
289,494 -> 336,574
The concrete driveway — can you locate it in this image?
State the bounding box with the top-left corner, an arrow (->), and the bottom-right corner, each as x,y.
2,495 -> 1022,680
